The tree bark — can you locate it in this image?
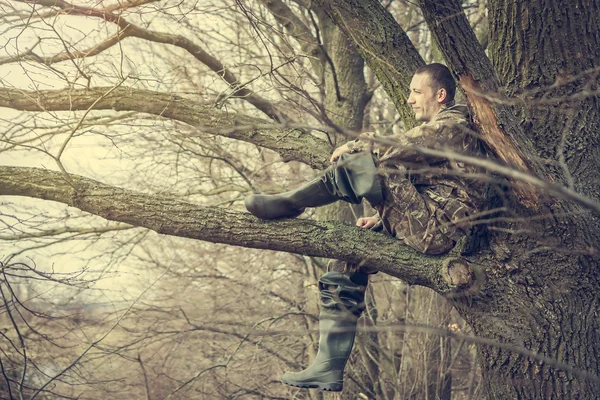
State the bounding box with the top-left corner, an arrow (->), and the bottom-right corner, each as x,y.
488,0 -> 600,201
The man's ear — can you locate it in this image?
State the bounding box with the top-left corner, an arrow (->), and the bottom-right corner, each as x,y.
437,88 -> 448,104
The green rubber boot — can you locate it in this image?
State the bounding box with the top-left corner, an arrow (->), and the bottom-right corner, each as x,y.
244,178 -> 336,220
245,152 -> 383,220
282,271 -> 368,392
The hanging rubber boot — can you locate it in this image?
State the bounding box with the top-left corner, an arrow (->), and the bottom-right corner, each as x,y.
282,271 -> 368,392
245,152 -> 383,219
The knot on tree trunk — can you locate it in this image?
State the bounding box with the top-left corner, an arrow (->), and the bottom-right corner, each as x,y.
440,257 -> 486,300
442,257 -> 473,288
440,254 -> 487,301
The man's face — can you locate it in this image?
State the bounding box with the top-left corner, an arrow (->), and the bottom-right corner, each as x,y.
407,73 -> 444,122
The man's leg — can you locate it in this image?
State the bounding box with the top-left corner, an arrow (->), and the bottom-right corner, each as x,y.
245,152 -> 383,219
375,163 -> 455,255
282,260 -> 370,392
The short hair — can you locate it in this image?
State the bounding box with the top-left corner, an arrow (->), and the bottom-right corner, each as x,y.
414,63 -> 456,103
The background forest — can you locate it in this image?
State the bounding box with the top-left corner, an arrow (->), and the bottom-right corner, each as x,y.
1,0 -> 599,399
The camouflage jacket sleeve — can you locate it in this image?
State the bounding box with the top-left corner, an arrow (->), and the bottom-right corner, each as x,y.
347,105 -> 472,164
346,131 -> 379,154
346,130 -> 409,157
381,120 -> 470,164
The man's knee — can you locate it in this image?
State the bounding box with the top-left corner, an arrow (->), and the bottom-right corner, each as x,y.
404,234 -> 455,255
325,152 -> 383,207
326,259 -> 378,275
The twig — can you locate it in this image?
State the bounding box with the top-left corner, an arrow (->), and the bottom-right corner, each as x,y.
53,79 -> 127,183
29,260 -> 172,399
137,354 -> 152,400
0,274 -> 27,400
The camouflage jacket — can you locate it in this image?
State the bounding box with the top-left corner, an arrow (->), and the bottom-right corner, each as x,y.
347,103 -> 487,254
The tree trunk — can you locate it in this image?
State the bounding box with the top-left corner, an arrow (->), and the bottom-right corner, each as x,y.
315,14 -> 368,223
425,296 -> 452,400
488,0 -> 600,200
454,273 -> 600,399
480,2 -> 600,395
314,0 -> 600,398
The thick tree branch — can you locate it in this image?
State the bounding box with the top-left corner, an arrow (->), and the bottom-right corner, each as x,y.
0,166 -> 450,291
312,0 -> 423,129
102,0 -> 159,13
0,87 -> 330,168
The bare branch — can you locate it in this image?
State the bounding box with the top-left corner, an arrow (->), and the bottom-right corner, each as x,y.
0,29 -> 129,66
0,165 -> 450,290
11,0 -> 291,122
258,0 -> 324,76
53,81 -> 126,181
28,265 -> 169,400
136,354 -> 151,400
0,86 -> 330,168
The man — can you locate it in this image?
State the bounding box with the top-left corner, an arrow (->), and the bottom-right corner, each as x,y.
245,64 -> 485,392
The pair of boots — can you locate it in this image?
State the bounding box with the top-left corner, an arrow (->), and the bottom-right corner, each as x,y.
244,152 -> 380,392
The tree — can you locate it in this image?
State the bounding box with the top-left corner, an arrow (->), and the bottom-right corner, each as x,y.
1,0 -> 599,398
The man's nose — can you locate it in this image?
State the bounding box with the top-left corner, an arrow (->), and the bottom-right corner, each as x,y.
407,95 -> 415,104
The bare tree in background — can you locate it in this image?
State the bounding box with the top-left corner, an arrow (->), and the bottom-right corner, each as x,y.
1,0 -> 600,399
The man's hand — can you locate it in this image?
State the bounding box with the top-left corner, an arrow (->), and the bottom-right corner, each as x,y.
329,143 -> 351,163
356,216 -> 379,229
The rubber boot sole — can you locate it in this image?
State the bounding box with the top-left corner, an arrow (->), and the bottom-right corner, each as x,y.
282,379 -> 343,392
